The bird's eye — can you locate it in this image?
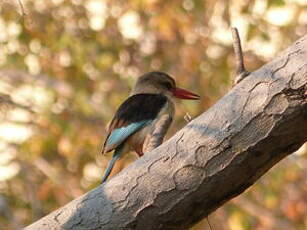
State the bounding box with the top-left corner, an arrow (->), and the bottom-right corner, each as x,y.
164,82 -> 173,90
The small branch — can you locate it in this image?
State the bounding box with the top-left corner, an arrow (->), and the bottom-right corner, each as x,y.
0,93 -> 35,113
17,0 -> 26,17
231,27 -> 249,85
232,27 -> 246,74
184,112 -> 192,122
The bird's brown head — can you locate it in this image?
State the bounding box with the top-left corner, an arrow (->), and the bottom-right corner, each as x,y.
132,71 -> 200,100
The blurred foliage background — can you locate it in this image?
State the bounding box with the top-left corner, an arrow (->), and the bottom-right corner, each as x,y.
0,0 -> 306,229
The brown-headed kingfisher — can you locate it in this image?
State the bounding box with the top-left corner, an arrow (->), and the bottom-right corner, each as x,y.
101,71 -> 199,182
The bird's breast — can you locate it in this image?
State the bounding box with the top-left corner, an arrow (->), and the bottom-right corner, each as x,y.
127,99 -> 174,155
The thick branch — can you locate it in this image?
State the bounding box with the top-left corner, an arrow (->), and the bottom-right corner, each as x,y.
25,35 -> 307,230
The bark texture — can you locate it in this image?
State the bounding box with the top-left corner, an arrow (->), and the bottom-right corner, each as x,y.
24,35 -> 307,230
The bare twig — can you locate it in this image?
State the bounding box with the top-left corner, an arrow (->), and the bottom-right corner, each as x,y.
231,27 -> 249,85
17,0 -> 26,17
0,93 -> 35,113
184,112 -> 192,122
232,27 -> 246,74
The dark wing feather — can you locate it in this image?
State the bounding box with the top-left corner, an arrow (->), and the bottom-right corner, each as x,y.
102,94 -> 167,154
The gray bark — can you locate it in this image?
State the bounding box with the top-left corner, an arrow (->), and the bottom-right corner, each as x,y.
24,35 -> 307,230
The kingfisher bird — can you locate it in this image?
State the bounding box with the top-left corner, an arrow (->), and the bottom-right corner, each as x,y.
101,71 -> 199,183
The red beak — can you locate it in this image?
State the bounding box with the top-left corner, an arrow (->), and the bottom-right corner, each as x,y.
171,87 -> 200,100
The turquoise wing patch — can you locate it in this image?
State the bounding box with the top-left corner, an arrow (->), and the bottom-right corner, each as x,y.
105,120 -> 152,150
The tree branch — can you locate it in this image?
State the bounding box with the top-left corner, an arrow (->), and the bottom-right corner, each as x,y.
17,0 -> 26,17
0,92 -> 35,113
24,35 -> 307,230
231,27 -> 249,85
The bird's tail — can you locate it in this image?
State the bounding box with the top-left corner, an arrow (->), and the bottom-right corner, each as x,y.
101,144 -> 124,183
